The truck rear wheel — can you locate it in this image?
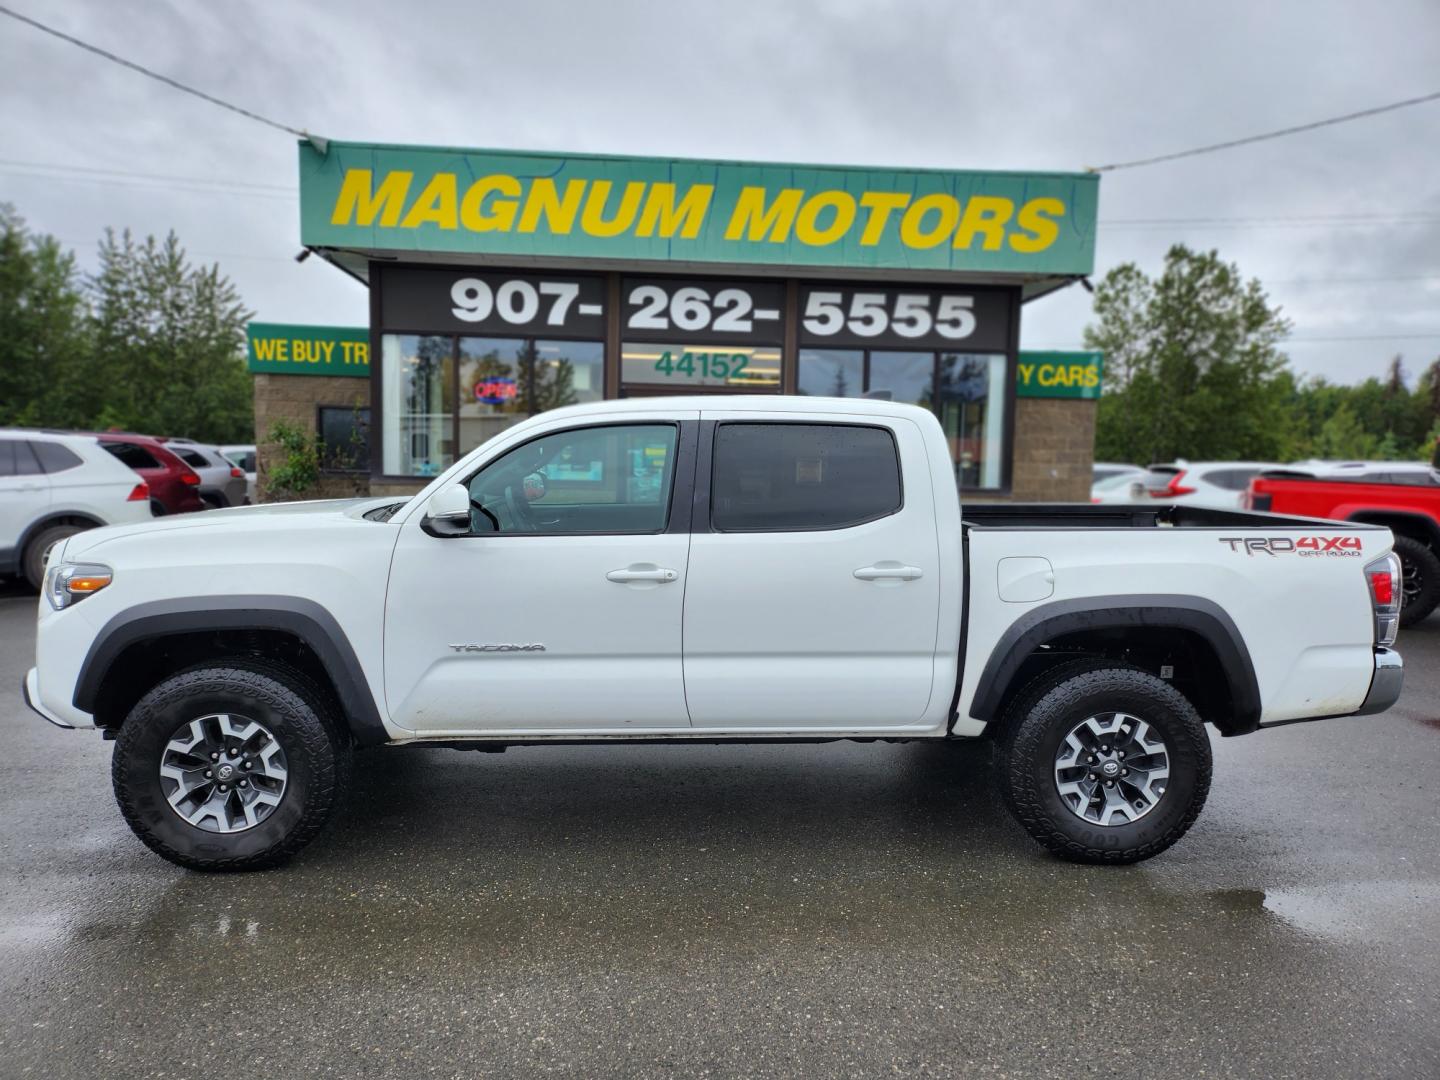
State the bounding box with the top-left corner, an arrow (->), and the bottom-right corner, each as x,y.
111,663 -> 350,871
1392,535 -> 1440,627
997,662 -> 1212,864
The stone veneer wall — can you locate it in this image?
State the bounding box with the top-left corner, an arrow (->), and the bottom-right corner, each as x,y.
252,374 -> 372,502
1004,397 -> 1097,503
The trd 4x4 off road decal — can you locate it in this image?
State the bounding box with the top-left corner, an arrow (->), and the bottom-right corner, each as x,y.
1219,536 -> 1363,557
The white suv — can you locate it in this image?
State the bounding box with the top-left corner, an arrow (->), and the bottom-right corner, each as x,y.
0,430 -> 154,588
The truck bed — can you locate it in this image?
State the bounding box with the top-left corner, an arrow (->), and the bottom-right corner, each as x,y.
961,502 -> 1368,530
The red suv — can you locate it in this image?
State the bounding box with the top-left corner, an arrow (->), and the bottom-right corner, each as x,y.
85,433 -> 206,515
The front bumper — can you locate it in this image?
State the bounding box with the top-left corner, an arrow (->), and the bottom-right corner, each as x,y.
1354,647 -> 1404,716
22,667 -> 73,729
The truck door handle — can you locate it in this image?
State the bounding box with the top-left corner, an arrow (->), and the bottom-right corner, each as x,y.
607,566 -> 679,584
854,564 -> 924,581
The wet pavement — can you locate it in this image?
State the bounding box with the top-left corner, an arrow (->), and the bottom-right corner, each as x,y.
2,580 -> 1438,1078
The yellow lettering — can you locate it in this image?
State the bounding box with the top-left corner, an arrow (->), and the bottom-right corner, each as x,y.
794,190 -> 856,246
1083,365 -> 1098,388
900,193 -> 960,249
580,180 -> 647,238
517,178 -> 586,234
1017,362 -> 1034,385
319,341 -> 335,362
276,340 -> 289,361
954,196 -> 1015,251
1038,364 -> 1058,386
399,173 -> 458,229
356,342 -> 369,364
858,192 -> 909,245
330,169 -> 413,227
253,338 -> 281,361
460,175 -> 521,232
635,183 -> 713,239
1010,197 -> 1065,253
724,187 -> 803,242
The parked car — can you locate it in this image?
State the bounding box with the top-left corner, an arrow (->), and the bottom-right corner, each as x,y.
80,433 -> 206,516
1090,471 -> 1147,504
163,439 -> 249,508
1137,461 -> 1285,509
1247,465 -> 1440,626
219,444 -> 257,504
25,397 -> 1403,871
0,429 -> 152,588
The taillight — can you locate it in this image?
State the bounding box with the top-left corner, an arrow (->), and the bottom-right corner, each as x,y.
180,471 -> 201,486
1150,470 -> 1197,498
1365,552 -> 1402,646
230,467 -> 245,478
126,482 -> 149,502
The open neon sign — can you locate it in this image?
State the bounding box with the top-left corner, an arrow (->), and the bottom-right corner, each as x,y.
474,377 -> 518,405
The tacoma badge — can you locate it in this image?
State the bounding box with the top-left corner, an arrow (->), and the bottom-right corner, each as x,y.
448,643 -> 546,653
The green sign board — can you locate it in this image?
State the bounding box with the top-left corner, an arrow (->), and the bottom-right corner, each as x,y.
1016,351 -> 1103,399
299,140 -> 1099,277
246,323 -> 369,377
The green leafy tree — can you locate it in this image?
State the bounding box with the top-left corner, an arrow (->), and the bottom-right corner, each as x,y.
0,205 -> 93,428
1086,245 -> 1296,463
88,229 -> 254,443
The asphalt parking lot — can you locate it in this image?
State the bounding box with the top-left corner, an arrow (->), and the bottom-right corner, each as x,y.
2,583 -> 1437,1079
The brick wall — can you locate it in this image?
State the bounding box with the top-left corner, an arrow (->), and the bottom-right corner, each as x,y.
253,374 -> 372,502
1007,397 -> 1097,502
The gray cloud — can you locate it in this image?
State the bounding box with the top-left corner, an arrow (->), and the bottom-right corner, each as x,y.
2,0 -> 1437,383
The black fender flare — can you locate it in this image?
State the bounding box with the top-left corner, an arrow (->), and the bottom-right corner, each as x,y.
968,594 -> 1261,733
73,595 -> 389,746
1346,510 -> 1440,550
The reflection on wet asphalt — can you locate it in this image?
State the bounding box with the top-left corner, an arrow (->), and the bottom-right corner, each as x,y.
2,581 -> 1438,1078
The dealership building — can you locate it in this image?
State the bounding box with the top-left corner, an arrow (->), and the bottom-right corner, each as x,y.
250,139 -> 1101,500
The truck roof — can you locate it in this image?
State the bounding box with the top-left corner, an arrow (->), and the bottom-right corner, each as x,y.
531,395 -> 935,423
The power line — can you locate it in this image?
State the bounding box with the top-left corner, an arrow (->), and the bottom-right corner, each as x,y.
0,167 -> 295,201
0,158 -> 293,193
1088,90 -> 1440,173
0,4 -> 316,143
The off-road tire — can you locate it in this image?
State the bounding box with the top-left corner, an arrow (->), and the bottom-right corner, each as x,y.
1393,535 -> 1440,627
22,524 -> 85,590
997,661 -> 1212,865
112,662 -> 350,871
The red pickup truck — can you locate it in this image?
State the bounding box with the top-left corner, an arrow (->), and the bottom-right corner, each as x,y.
1247,460 -> 1440,626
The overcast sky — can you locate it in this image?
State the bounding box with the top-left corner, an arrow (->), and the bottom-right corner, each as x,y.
2,0 -> 1438,384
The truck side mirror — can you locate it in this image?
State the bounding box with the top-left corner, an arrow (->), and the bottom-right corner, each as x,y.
422,482 -> 472,537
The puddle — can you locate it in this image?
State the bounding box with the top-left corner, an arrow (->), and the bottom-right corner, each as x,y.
1261,880 -> 1440,943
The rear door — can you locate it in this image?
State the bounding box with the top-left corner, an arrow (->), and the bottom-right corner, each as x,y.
681,411 -> 942,730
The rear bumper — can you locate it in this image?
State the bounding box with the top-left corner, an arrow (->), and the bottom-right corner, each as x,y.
22,667 -> 73,729
1354,647 -> 1404,716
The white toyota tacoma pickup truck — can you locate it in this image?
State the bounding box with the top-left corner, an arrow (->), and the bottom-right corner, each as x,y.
24,397 -> 1405,870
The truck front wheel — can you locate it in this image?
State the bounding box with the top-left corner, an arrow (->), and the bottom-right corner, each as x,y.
111,663 -> 351,871
997,663 -> 1212,864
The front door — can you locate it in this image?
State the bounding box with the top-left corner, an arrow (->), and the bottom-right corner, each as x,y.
0,439 -> 51,562
681,411 -> 943,730
384,413 -> 698,735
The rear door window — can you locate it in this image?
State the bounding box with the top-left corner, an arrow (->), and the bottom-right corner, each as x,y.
710,422 -> 902,532
102,442 -> 162,470
175,448 -> 209,468
30,440 -> 84,474
11,440 -> 43,475
1206,468 -> 1260,492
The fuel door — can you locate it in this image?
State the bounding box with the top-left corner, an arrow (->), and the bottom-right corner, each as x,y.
997,556 -> 1055,603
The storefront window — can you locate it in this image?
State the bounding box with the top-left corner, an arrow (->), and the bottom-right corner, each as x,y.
867,351 -> 933,408
937,353 -> 1007,489
458,337 -> 603,455
620,343 -> 781,391
797,347 -> 1009,489
796,349 -> 862,398
381,334 -> 454,477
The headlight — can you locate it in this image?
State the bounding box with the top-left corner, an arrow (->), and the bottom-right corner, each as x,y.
45,562 -> 114,611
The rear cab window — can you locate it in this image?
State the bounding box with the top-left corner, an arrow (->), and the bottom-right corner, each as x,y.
710,422 -> 902,531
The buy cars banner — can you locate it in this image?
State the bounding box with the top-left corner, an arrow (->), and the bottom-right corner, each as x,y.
1016,350 -> 1103,399
247,323 -> 369,377
299,141 -> 1099,277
